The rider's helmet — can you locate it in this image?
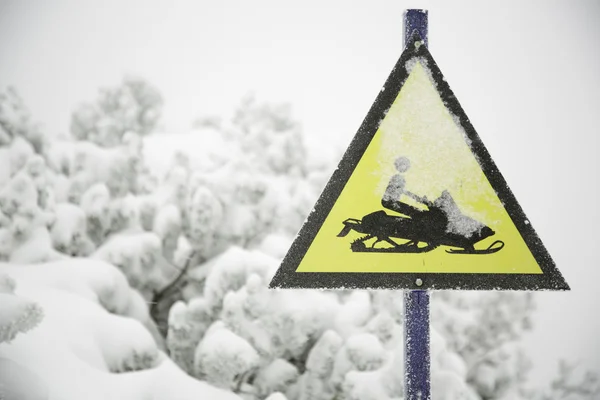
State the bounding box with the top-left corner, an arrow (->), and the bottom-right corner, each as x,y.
394,156 -> 410,173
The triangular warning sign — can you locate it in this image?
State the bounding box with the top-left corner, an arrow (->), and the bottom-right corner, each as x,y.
269,35 -> 569,291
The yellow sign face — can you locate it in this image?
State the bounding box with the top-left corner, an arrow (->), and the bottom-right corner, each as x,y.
269,36 -> 568,290
297,61 -> 540,274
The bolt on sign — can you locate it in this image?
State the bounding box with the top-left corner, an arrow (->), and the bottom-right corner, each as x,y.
269,34 -> 569,291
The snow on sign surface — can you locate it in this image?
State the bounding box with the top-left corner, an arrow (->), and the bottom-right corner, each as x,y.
269,34 -> 569,291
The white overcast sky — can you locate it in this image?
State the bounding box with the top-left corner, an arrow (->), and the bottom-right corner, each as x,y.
1,0 -> 599,385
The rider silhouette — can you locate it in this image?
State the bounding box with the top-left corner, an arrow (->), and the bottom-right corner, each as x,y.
337,156 -> 504,254
381,156 -> 431,218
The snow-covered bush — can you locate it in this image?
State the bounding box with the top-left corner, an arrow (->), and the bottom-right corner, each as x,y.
186,185 -> 224,258
194,322 -> 260,389
70,77 -> 163,147
50,138 -> 144,199
0,169 -> 61,263
80,183 -> 112,245
0,273 -> 43,344
228,95 -> 307,177
0,87 -> 45,153
50,202 -> 95,256
93,230 -> 175,299
153,203 -> 182,262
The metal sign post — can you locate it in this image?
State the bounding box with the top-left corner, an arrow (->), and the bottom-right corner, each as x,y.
404,289 -> 430,399
403,9 -> 431,400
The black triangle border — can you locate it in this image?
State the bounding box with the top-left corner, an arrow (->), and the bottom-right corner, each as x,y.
269,34 -> 569,291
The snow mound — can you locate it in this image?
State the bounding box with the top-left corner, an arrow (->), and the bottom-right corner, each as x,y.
0,260 -> 241,400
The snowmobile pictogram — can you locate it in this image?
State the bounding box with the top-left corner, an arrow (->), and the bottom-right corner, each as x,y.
337,190 -> 504,255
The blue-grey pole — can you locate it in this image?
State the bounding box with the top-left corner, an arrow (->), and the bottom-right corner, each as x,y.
404,288 -> 430,399
403,10 -> 431,400
404,9 -> 428,47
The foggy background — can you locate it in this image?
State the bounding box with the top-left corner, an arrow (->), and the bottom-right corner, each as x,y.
1,0 -> 598,395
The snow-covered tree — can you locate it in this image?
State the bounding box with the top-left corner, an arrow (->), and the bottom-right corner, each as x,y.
70,77 -> 163,147
0,87 -> 45,153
